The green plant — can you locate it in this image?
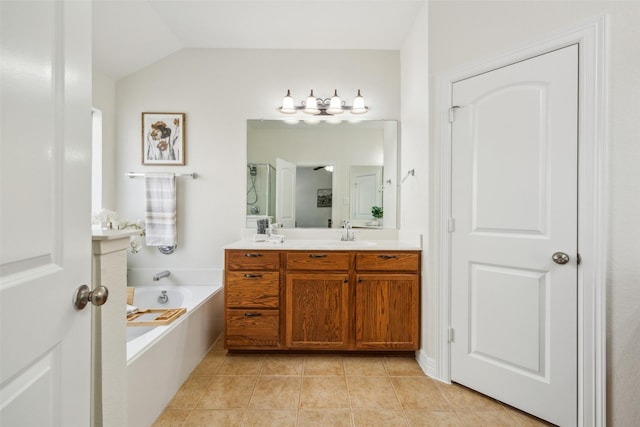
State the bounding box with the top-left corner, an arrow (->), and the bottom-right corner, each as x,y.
371,206 -> 383,219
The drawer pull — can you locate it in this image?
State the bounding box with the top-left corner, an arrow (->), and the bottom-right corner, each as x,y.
244,253 -> 263,258
243,312 -> 263,317
244,273 -> 263,279
378,255 -> 398,260
309,254 -> 327,258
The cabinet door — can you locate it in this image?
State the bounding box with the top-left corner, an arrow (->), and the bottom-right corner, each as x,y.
286,273 -> 350,349
355,274 -> 419,350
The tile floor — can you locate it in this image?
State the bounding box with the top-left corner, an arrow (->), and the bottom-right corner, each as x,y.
153,336 -> 553,427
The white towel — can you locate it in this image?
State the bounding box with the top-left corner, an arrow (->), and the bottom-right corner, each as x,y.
126,304 -> 138,315
144,173 -> 177,246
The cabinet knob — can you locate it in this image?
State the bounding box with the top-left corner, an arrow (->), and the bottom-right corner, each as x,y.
343,278 -> 349,283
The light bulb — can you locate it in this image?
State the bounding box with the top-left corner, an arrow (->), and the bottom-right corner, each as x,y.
326,89 -> 344,115
303,90 -> 320,115
279,90 -> 296,114
350,89 -> 368,114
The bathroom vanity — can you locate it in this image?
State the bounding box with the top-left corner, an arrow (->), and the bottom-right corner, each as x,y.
223,239 -> 420,352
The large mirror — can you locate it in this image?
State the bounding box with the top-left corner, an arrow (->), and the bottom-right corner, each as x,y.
247,120 -> 398,229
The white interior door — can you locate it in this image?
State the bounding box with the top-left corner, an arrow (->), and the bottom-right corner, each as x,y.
450,45 -> 578,426
350,166 -> 382,221
0,2 -> 92,426
275,157 -> 296,228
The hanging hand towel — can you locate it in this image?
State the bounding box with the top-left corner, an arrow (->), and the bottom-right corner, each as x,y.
144,173 -> 177,246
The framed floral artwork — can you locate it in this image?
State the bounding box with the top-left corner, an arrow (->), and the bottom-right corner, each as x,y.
142,112 -> 185,165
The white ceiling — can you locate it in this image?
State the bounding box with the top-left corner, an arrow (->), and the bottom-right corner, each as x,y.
92,0 -> 425,80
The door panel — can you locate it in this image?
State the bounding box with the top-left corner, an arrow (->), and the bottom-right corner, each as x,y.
275,157 -> 296,228
0,2 -> 92,426
451,45 -> 578,426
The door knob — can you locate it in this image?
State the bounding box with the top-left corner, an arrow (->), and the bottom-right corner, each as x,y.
552,252 -> 570,265
73,284 -> 109,310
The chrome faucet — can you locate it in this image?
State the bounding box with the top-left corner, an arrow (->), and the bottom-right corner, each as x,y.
341,221 -> 355,241
152,270 -> 171,281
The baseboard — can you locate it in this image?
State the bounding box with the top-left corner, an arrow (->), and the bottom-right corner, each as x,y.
415,349 -> 437,379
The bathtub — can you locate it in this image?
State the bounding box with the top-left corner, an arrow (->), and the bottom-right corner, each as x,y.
126,284 -> 223,427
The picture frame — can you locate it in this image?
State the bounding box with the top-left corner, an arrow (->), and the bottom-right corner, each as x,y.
317,189 -> 332,208
142,112 -> 185,165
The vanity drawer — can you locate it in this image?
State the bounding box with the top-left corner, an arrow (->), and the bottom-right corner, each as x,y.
226,251 -> 280,270
226,309 -> 280,346
355,252 -> 419,272
286,252 -> 350,271
226,271 -> 279,308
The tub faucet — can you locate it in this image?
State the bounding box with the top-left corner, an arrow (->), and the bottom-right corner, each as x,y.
153,270 -> 171,281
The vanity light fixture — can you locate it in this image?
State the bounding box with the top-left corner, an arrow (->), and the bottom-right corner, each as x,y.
279,89 -> 368,116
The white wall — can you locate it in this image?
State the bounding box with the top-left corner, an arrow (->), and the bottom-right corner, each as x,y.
400,2 -> 431,362
428,1 -> 640,425
114,49 -> 399,277
92,68 -> 117,210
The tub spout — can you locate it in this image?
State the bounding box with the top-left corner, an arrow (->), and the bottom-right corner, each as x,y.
153,270 -> 171,281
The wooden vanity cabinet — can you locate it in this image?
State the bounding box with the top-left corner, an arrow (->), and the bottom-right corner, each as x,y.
224,251 -> 281,349
355,252 -> 420,350
285,252 -> 351,349
224,248 -> 420,352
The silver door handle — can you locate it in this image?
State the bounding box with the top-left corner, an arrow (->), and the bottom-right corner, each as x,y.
552,252 -> 570,265
73,284 -> 109,310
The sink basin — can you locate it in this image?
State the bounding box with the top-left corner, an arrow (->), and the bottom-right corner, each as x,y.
327,240 -> 377,248
283,239 -> 377,250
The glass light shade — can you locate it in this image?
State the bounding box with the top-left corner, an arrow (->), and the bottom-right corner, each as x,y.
303,90 -> 320,114
279,90 -> 296,114
350,89 -> 368,114
326,89 -> 344,115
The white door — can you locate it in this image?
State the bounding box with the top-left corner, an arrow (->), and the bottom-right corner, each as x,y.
275,158 -> 296,228
450,45 -> 578,426
350,166 -> 382,221
0,2 -> 93,426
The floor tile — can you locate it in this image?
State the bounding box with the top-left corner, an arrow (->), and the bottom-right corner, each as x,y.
218,354 -> 265,375
391,377 -> 451,410
384,356 -> 426,376
297,409 -> 353,427
189,351 -> 226,376
303,355 -> 345,376
151,408 -> 191,427
249,376 -> 302,409
153,338 -> 559,427
183,409 -> 245,426
299,376 -> 350,409
455,410 -> 519,426
261,355 -> 304,376
351,410 -> 409,426
166,375 -> 210,409
437,383 -> 503,411
242,409 -> 298,426
501,406 -> 556,426
404,410 -> 465,427
343,356 -> 387,376
347,376 -> 402,410
197,375 -> 258,409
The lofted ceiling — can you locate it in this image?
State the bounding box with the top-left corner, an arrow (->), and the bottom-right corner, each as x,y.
92,0 -> 425,80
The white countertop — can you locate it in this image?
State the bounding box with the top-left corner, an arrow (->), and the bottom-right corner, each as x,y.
92,228 -> 141,241
224,239 -> 421,251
